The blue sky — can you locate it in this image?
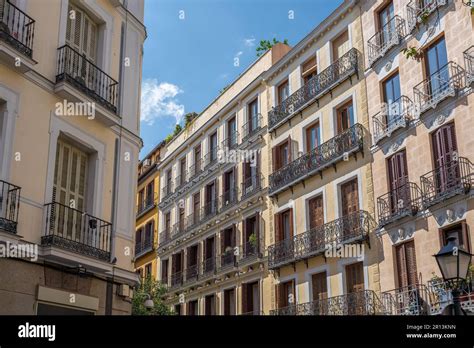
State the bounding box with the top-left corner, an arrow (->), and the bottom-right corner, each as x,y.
140,0 -> 344,158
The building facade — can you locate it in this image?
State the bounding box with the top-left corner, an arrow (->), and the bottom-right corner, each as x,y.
135,142 -> 164,279
362,0 -> 474,314
157,44 -> 290,315
0,0 -> 145,314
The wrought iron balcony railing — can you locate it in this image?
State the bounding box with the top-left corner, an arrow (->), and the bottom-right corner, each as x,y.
377,182 -> 423,227
464,46 -> 474,85
136,192 -> 156,217
372,96 -> 413,144
407,0 -> 448,31
135,235 -> 154,257
220,249 -> 237,270
188,159 -> 203,180
175,172 -> 188,191
42,202 -> 112,261
420,156 -> 473,208
270,290 -> 387,315
381,284 -> 432,315
201,257 -> 216,278
241,173 -> 264,200
413,62 -> 465,115
269,123 -> 364,196
170,271 -> 183,289
161,182 -> 173,199
0,0 -> 35,57
268,210 -> 373,269
239,310 -> 264,316
268,48 -> 359,131
219,187 -> 238,213
368,15 -> 406,66
56,45 -> 119,114
184,263 -> 199,284
185,211 -> 202,233
240,240 -> 262,262
203,147 -> 220,169
242,114 -> 263,142
201,200 -> 218,222
0,180 -> 21,234
221,131 -> 239,150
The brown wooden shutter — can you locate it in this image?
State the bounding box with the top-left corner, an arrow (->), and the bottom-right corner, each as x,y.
274,214 -> 280,243
272,146 -> 278,171
312,272 -> 328,301
341,179 -> 359,217
396,240 -> 418,288
288,208 -> 294,238
241,283 -> 247,313
405,241 -> 418,286
309,196 -> 324,229
388,150 -> 408,191
287,136 -> 292,163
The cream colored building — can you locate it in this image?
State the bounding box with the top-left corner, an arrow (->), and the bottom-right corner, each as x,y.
264,0 -> 381,315
157,44 -> 290,315
0,0 -> 145,314
361,0 -> 474,314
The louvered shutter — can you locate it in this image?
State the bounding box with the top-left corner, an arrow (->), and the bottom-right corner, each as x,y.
309,196 -> 324,229
287,136 -> 292,163
255,212 -> 260,253
405,241 -> 418,286
274,214 -> 281,242
288,208 -> 294,239
241,283 -> 247,313
396,243 -> 408,288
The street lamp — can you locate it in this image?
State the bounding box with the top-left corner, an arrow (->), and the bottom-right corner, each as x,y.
144,294 -> 154,311
433,236 -> 473,315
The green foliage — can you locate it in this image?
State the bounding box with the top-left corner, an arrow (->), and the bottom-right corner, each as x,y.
173,124 -> 182,136
402,46 -> 421,61
165,134 -> 173,143
184,112 -> 198,128
132,276 -> 173,315
418,10 -> 430,25
248,233 -> 257,247
256,38 -> 289,57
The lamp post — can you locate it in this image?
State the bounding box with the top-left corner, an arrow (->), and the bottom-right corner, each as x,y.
144,294 -> 154,312
433,236 -> 473,315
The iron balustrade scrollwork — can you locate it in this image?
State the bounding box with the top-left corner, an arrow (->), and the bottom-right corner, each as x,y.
241,173 -> 263,200
368,15 -> 406,66
268,48 -> 359,131
201,200 -> 218,222
407,0 -> 448,31
42,202 -> 112,261
188,159 -> 203,180
413,61 -> 465,115
161,182 -> 173,199
219,187 -> 239,212
220,249 -> 237,270
170,271 -> 183,289
56,45 -> 119,114
420,156 -> 473,208
372,96 -> 413,144
242,114 -> 263,141
377,182 -> 423,227
203,147 -> 220,169
221,131 -> 239,150
268,210 -> 373,269
269,123 -> 364,195
184,264 -> 199,284
0,180 -> 21,234
175,172 -> 188,191
202,257 -> 216,277
0,0 -> 35,57
381,284 -> 431,315
464,46 -> 474,85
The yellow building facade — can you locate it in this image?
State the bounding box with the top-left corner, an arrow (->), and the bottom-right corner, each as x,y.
0,0 -> 146,314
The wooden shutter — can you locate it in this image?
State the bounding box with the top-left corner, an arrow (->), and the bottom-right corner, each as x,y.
396,240 -> 418,287
346,262 -> 364,293
405,241 -> 418,286
255,212 -> 260,251
274,214 -> 281,242
312,272 -> 328,301
287,136 -> 292,163
432,123 -> 458,168
388,150 -> 408,191
341,179 -> 359,217
272,146 -> 279,171
288,208 -> 294,239
241,283 -> 248,313
309,196 -> 324,229
332,30 -> 349,61
275,284 -> 281,308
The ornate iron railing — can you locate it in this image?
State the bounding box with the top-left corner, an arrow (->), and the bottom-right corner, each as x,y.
368,15 -> 406,66
270,290 -> 387,315
185,211 -> 202,232
464,46 -> 474,85
219,187 -> 238,212
175,172 -> 188,191
42,202 -> 112,261
0,0 -> 35,57
201,200 -> 218,222
184,264 -> 199,284
242,114 -> 263,141
0,180 -> 21,234
220,249 -> 237,270
377,182 -> 423,227
188,159 -> 203,180
269,123 -> 364,196
161,182 -> 173,199
56,45 -> 119,114
159,227 -> 171,247
268,210 -> 373,269
135,234 -> 154,257
268,48 -> 359,131
420,156 -> 473,208
170,271 -> 183,289
381,284 -> 432,315
221,131 -> 239,150
203,147 -> 220,169
407,0 -> 448,31
240,240 -> 261,261
413,61 -> 465,115
239,310 -> 264,315
136,192 -> 156,217
241,173 -> 263,200
201,257 -> 216,277
372,96 -> 413,144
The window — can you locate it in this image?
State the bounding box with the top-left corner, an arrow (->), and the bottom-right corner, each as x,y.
277,80 -> 290,105
193,192 -> 200,223
242,281 -> 260,314
395,240 -> 418,288
187,300 -> 198,315
336,101 -> 354,134
227,117 -> 237,147
382,72 -> 401,126
180,157 -> 186,185
308,195 -> 324,229
302,56 -> 317,84
138,188 -> 144,207
431,122 -> 458,194
425,37 -> 449,95
387,150 -> 409,213
146,181 -> 154,205
166,169 -> 172,192
178,207 -> 185,231
378,2 -> 395,45
144,263 -> 152,278
440,222 -> 470,253
209,132 -> 218,161
276,280 -> 295,308
224,288 -> 236,315
248,98 -> 259,132
305,122 -> 320,152
161,259 -> 169,283
272,138 -> 291,171
165,212 -> 171,232
194,144 -> 201,173
332,30 -> 349,62
205,294 -> 216,315
275,209 -> 293,242
145,221 -> 153,247
66,3 -> 98,62
135,227 -> 142,250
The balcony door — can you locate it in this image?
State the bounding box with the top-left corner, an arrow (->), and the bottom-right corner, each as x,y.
243,158 -> 258,193
243,214 -> 259,257
311,272 -> 328,314
223,168 -> 236,204
308,195 -> 324,250
305,122 -> 320,153
425,37 -> 449,97
209,132 -> 218,162
378,2 -> 395,46
53,140 -> 89,241
277,280 -> 296,311
432,123 -> 458,194
204,236 -> 215,272
277,80 -> 289,106
387,150 -> 410,215
220,226 -> 236,266
223,288 -> 236,315
395,240 -> 418,288
345,262 -> 364,315
340,178 -> 359,240
332,30 -> 350,79
227,117 -> 237,147
193,192 -> 200,224
205,181 -> 217,215
248,98 -> 259,132
194,144 -> 201,173
242,281 -> 260,315
205,295 -> 216,315
382,73 -> 401,128
187,244 -> 199,278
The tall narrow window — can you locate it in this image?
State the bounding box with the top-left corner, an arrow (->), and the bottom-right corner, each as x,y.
302,56 -> 317,84
336,101 -> 354,134
227,117 -> 237,148
248,98 -> 259,132
66,4 -> 98,62
277,80 -> 289,105
308,195 -> 324,229
305,122 -> 320,152
395,240 -> 418,288
425,37 -> 449,96
180,157 -> 186,185
382,73 -> 401,127
332,30 -> 349,62
209,132 -> 218,162
378,2 -> 395,46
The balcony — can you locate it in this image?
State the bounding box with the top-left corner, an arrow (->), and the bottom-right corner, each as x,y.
0,180 -> 21,234
270,290 -> 386,315
219,187 -> 238,213
42,202 -> 112,262
269,123 -> 364,196
464,46 -> 474,86
203,147 -> 220,169
220,250 -> 237,270
377,182 -> 423,227
55,45 -> 119,117
201,257 -> 216,279
372,96 -> 413,144
161,182 -> 173,200
368,15 -> 406,67
413,62 -> 466,115
241,173 -> 264,200
268,48 -> 359,131
188,159 -> 203,181
136,192 -> 156,218
0,0 -> 35,70
242,114 -> 263,142
240,240 -> 262,263
184,264 -> 199,285
221,131 -> 239,150
170,271 -> 183,289
175,172 -> 188,191
201,200 -> 218,223
135,236 -> 154,258
420,157 -> 473,209
381,284 -> 432,315
268,210 -> 373,269
407,0 -> 448,32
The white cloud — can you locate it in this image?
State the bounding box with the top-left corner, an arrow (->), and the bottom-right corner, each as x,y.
140,78 -> 185,125
244,37 -> 256,47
